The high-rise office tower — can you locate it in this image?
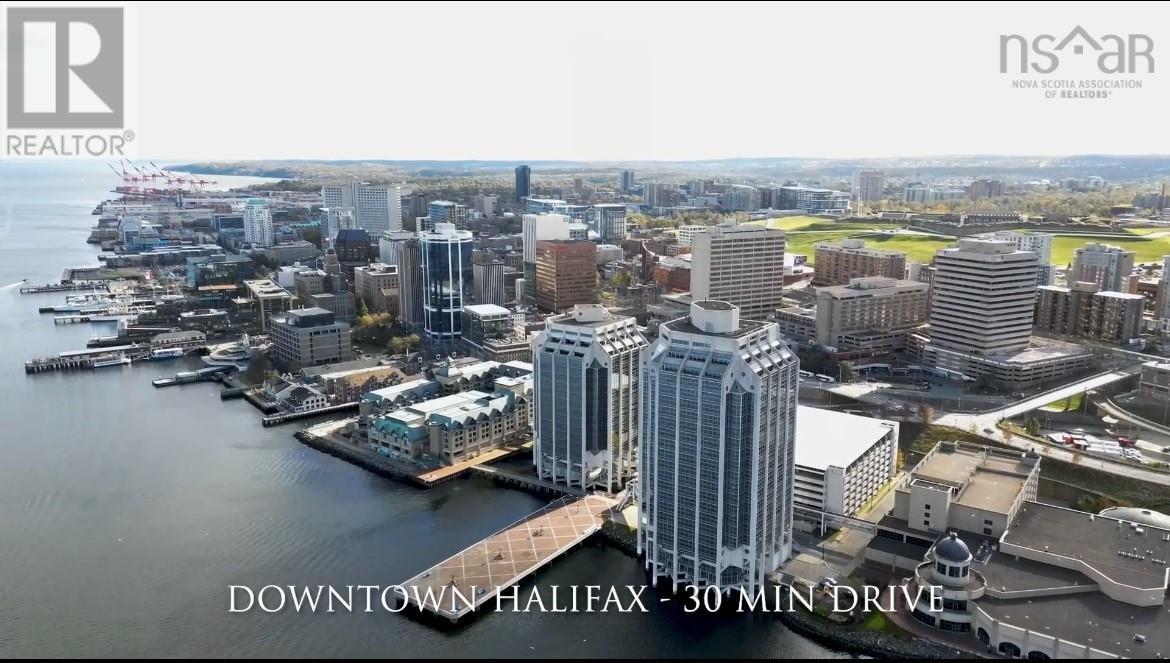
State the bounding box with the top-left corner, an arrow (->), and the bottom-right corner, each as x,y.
522,213 -> 572,303
426,200 -> 469,231
593,203 -> 628,244
535,240 -> 597,313
852,169 -> 885,203
929,239 -> 1038,356
472,250 -> 507,306
515,165 -> 531,202
691,224 -> 786,319
1070,242 -> 1136,292
534,304 -> 648,492
396,237 -> 424,327
321,182 -> 402,235
420,223 -> 473,340
243,199 -> 274,247
640,300 -> 799,595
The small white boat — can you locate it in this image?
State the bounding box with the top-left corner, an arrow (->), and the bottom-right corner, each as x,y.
92,354 -> 131,369
149,347 -> 184,361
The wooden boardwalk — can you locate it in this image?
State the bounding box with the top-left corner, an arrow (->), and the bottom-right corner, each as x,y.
397,494 -> 615,622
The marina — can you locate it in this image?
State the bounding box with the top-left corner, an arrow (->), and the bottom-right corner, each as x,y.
395,494 -> 615,623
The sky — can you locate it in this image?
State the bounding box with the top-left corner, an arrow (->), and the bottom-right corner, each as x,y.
8,1 -> 1170,161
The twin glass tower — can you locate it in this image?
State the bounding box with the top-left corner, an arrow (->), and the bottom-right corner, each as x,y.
534,300 -> 799,595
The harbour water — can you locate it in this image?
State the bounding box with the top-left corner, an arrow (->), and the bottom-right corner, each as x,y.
0,161 -> 840,658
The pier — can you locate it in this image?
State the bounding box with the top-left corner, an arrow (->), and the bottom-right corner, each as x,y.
260,402 -> 360,427
20,282 -> 109,295
469,465 -> 584,497
24,344 -> 150,374
396,494 -> 615,623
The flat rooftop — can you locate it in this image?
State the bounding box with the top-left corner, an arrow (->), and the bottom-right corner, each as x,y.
1003,502 -> 1170,591
464,303 -> 511,316
978,592 -> 1170,658
662,316 -> 768,338
907,443 -> 1036,515
794,406 -> 895,471
977,550 -> 1093,593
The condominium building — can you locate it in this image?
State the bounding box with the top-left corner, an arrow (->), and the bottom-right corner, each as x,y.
690,223 -> 785,319
593,204 -> 628,243
1034,283 -> 1144,345
269,307 -> 355,372
642,182 -> 669,208
640,300 -> 800,595
1071,242 -> 1136,292
980,230 -> 1055,285
814,277 -> 929,353
534,240 -> 597,313
472,250 -> 507,306
353,262 -> 400,316
852,169 -> 885,203
793,406 -> 898,518
928,239 -> 1038,356
967,178 -> 1005,199
367,377 -> 532,464
722,184 -> 761,212
777,186 -> 850,214
534,305 -> 648,493
420,223 -> 473,340
321,182 -> 402,235
242,199 -> 274,247
426,200 -> 470,231
812,239 -> 907,287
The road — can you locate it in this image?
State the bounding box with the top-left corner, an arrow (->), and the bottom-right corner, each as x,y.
931,367 -> 1170,483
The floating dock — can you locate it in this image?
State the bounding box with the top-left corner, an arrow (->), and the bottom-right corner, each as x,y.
152,365 -> 235,388
396,494 -> 615,623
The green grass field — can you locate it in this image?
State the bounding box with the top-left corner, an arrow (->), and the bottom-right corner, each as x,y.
1050,235 -> 1170,265
743,217 -> 1170,264
1040,392 -> 1084,413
